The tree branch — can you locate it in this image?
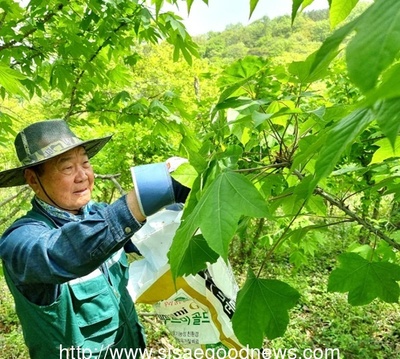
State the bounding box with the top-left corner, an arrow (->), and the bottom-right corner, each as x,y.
0,188 -> 32,226
293,170 -> 400,251
95,173 -> 126,196
0,186 -> 30,207
0,3 -> 65,52
234,162 -> 290,173
64,7 -> 142,120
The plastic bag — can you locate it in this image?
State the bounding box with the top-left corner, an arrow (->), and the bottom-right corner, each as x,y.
127,209 -> 243,353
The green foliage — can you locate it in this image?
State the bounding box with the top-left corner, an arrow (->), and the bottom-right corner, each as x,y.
311,0 -> 399,97
196,9 -> 331,63
0,275 -> 28,357
1,0 -> 400,352
329,0 -> 359,28
328,252 -> 400,305
0,0 -> 199,126
168,170 -> 269,277
232,270 -> 300,347
167,0 -> 400,345
268,260 -> 400,358
310,108 -> 374,189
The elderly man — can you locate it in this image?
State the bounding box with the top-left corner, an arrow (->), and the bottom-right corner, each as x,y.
0,119 -> 189,358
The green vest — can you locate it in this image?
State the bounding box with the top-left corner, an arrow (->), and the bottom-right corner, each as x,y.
4,215 -> 145,358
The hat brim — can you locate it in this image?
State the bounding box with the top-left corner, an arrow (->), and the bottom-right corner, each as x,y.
0,135 -> 112,188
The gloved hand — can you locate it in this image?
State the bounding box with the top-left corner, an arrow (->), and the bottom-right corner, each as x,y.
131,162 -> 190,217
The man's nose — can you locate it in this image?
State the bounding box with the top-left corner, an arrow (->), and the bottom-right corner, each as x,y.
75,166 -> 89,181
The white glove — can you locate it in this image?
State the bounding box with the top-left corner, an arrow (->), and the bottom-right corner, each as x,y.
166,156 -> 188,173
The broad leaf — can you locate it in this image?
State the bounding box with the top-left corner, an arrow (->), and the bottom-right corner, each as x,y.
346,0 -> 400,92
366,64 -> 400,104
0,63 -> 26,97
370,138 -> 400,165
232,270 -> 300,346
168,171 -> 269,278
170,162 -> 197,188
216,56 -> 268,103
328,252 -> 400,305
176,234 -> 219,275
289,47 -> 339,83
374,98 -> 400,149
311,17 -> 357,74
311,108 -> 374,188
330,0 -> 359,29
311,0 -> 399,90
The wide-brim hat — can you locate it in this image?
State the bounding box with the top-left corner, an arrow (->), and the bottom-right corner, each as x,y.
0,119 -> 112,188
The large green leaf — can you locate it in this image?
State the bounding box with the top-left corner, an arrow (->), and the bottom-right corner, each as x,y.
232,270 -> 300,346
365,64 -> 400,105
311,108 -> 374,188
374,98 -> 400,149
329,0 -> 359,28
310,17 -> 357,75
0,63 -> 26,97
328,252 -> 400,305
346,0 -> 400,92
310,0 -> 399,92
370,138 -> 400,165
289,46 -> 339,83
175,234 -> 219,275
216,56 -> 268,103
168,170 -> 269,278
170,162 -> 198,188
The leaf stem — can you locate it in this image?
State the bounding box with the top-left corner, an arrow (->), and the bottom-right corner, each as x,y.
257,200 -> 307,278
233,162 -> 289,173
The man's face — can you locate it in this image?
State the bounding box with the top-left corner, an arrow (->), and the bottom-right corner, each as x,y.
27,146 -> 95,213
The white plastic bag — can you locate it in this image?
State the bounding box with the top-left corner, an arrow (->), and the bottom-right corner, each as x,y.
127,209 -> 243,352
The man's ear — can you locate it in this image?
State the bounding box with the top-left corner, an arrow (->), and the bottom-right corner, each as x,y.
24,168 -> 40,193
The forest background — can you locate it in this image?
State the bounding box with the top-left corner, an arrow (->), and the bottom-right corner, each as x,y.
0,0 -> 400,358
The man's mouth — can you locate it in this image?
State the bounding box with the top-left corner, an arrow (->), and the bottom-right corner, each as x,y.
74,188 -> 88,195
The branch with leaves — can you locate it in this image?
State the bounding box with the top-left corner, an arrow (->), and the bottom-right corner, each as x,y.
95,173 -> 126,196
0,186 -> 31,226
0,2 -> 65,52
